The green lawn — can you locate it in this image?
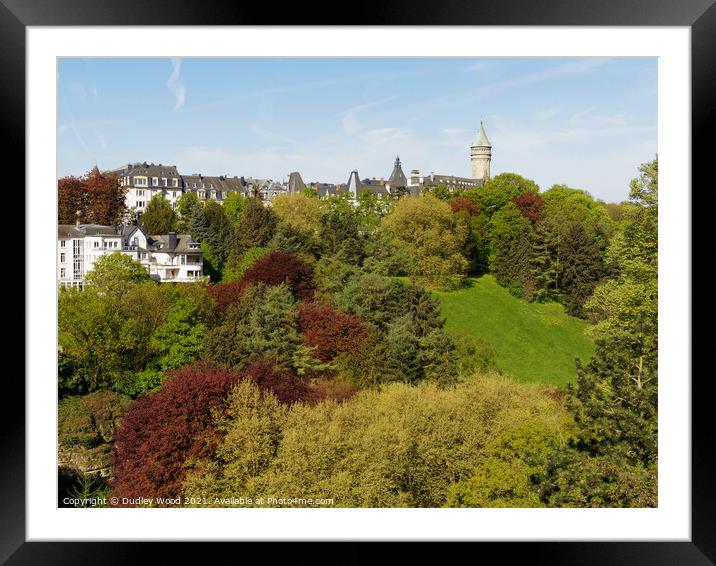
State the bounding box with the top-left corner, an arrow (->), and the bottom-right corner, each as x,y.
434,275 -> 595,387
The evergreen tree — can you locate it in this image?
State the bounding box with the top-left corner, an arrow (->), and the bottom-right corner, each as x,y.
530,217 -> 562,302
233,197 -> 278,253
536,158 -> 658,508
203,283 -> 301,373
491,231 -> 535,298
556,222 -> 606,316
141,194 -> 177,235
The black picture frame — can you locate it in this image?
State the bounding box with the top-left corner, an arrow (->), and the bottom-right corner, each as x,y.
8,0 -> 708,563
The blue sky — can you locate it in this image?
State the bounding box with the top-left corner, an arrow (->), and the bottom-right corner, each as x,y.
58,57 -> 657,202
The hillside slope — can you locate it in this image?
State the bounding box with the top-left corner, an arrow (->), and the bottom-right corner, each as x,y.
435,275 -> 595,387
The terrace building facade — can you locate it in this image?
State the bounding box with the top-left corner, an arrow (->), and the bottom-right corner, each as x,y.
58,223 -> 204,288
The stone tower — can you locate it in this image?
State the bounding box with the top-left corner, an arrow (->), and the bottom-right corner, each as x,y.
470,121 -> 492,182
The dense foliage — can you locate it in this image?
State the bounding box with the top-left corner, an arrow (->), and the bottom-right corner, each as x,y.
58,157 -> 658,509
183,377 -> 567,507
58,167 -> 127,225
535,158 -> 659,507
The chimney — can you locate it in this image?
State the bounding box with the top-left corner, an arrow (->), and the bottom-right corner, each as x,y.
168,232 -> 178,250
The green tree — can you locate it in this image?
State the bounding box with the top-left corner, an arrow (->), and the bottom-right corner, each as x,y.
203,283 -> 302,373
223,192 -> 247,226
58,279 -> 171,395
233,197 -> 278,254
536,158 -> 658,508
541,184 -> 614,250
177,192 -> 201,231
141,194 -> 177,235
488,202 -> 534,296
84,253 -> 150,297
318,196 -> 361,259
183,377 -> 567,508
464,173 -> 539,220
381,195 -> 468,289
190,201 -> 232,277
556,222 -> 607,317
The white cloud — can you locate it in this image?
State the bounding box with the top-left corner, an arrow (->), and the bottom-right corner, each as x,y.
167,57 -> 186,111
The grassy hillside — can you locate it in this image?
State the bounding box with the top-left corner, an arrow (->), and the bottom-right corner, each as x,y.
434,275 -> 595,387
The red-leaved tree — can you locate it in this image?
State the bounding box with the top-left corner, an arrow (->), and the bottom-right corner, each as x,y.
207,280 -> 244,313
242,358 -> 308,405
449,196 -> 480,216
240,249 -> 315,301
111,359 -> 315,504
58,167 -> 126,225
297,302 -> 370,363
58,176 -> 85,224
512,192 -> 545,224
111,362 -> 242,503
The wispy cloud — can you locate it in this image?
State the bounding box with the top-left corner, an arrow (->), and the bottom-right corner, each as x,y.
533,108 -> 560,121
95,129 -> 107,150
250,123 -> 294,145
463,62 -> 492,74
342,96 -> 399,136
167,57 -> 186,111
569,106 -> 626,127
66,80 -> 88,105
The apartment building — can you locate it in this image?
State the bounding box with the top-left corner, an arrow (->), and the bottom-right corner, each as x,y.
58,223 -> 204,288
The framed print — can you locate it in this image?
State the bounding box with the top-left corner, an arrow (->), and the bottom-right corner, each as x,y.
9,0 -> 710,563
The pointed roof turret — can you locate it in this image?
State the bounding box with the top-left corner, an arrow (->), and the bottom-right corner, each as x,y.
473,121 -> 491,147
387,155 -> 407,188
347,169 -> 363,197
287,171 -> 306,193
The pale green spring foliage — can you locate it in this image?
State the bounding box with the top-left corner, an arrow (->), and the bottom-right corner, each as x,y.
183,375 -> 567,508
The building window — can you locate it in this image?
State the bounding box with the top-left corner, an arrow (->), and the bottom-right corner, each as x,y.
152,178 -> 159,186
94,241 -> 99,248
60,240 -> 66,248
60,253 -> 66,263
172,179 -> 179,187
161,178 -> 168,187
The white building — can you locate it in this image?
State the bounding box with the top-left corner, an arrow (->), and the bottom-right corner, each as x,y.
58,224 -> 204,288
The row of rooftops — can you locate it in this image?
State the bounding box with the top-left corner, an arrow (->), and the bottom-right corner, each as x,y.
58,224 -> 200,254
103,124 -> 492,199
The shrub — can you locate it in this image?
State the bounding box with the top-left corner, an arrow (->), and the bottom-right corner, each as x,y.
59,390 -> 132,450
